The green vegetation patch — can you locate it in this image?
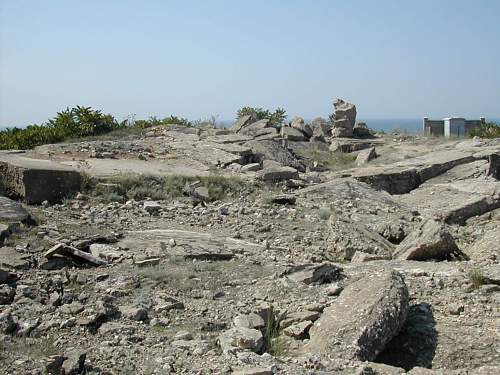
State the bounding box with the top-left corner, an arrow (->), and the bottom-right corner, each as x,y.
469,122 -> 500,139
86,173 -> 251,203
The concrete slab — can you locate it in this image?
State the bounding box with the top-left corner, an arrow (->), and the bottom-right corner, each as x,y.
0,151 -> 82,203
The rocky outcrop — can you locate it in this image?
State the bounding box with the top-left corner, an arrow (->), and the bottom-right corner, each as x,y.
331,99 -> 357,138
244,139 -> 305,172
255,160 -> 299,182
303,270 -> 409,362
393,219 -> 461,260
290,117 -> 313,138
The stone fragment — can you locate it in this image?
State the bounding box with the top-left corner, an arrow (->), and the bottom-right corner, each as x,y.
271,194 -> 296,205
0,309 -> 16,334
256,161 -> 299,182
290,117 -> 313,137
356,147 -> 378,166
303,270 -> 409,362
280,311 -> 321,329
0,268 -> 18,284
231,115 -> 256,133
143,201 -> 162,214
393,219 -> 460,261
232,367 -> 274,375
44,243 -> 107,266
0,285 -> 16,304
281,126 -> 306,141
241,163 -> 262,172
234,313 -> 265,330
283,263 -> 343,285
121,306 -> 148,321
219,327 -> 264,353
283,320 -> 313,339
0,246 -> 31,269
61,350 -> 87,375
353,122 -> 371,137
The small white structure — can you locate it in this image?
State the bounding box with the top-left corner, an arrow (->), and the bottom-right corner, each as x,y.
443,117 -> 466,137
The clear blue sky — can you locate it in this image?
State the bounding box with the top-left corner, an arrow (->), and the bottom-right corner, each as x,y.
1,0 -> 499,126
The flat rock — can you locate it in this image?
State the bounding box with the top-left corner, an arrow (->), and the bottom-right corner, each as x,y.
303,270 -> 409,362
256,163 -> 299,182
0,151 -> 82,203
0,196 -> 35,224
0,246 -> 31,269
393,219 -> 461,260
348,149 -> 480,194
119,229 -> 261,261
298,178 -> 418,244
281,126 -> 306,141
396,179 -> 500,224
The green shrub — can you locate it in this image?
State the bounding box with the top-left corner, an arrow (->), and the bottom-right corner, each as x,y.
134,115 -> 192,129
0,106 -> 122,150
469,122 -> 500,139
0,107 -> 193,150
236,106 -> 287,127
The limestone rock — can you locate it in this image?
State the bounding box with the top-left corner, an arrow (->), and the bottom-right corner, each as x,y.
487,153 -> 500,179
219,326 -> 263,353
303,270 -> 409,362
256,161 -> 299,182
353,122 -> 371,137
332,99 -> 357,138
281,126 -> 306,141
290,117 -> 313,138
356,147 -> 378,166
244,139 -> 306,172
393,219 -> 460,261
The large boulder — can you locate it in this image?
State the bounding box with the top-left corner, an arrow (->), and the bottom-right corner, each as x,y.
281,126 -> 306,141
393,219 -> 461,261
255,161 -> 299,182
290,117 -> 313,138
310,117 -> 330,142
303,270 -> 409,362
231,115 -> 256,133
332,99 -> 357,138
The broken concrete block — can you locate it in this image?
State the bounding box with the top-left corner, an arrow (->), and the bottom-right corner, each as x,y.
0,153 -> 82,203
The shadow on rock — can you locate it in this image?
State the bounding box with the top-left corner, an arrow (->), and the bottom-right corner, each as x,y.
375,302 -> 438,370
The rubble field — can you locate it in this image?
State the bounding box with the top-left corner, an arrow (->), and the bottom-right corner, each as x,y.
1,103 -> 499,374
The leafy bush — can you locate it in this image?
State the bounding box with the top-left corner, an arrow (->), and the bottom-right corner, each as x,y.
0,106 -> 122,150
236,106 -> 287,127
469,122 -> 500,139
134,115 -> 192,129
0,108 -> 193,150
